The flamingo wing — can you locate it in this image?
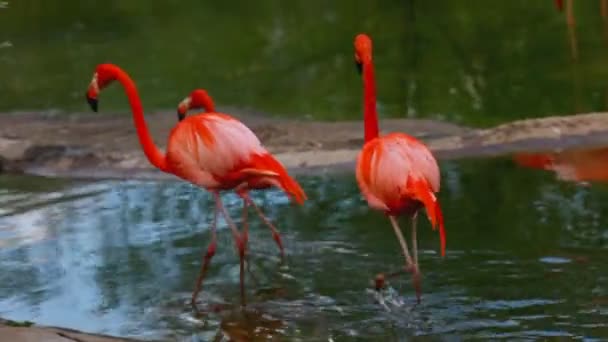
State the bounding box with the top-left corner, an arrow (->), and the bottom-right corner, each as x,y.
356,133 -> 445,255
166,113 -> 306,203
166,113 -> 265,186
356,133 -> 439,209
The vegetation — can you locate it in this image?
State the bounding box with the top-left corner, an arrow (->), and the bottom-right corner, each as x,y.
1,1 -> 608,125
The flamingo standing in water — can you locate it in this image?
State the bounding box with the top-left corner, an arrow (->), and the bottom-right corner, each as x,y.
175,88 -> 303,284
353,34 -> 446,303
85,64 -> 307,308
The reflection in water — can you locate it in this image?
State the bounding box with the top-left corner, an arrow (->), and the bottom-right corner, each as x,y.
514,146 -> 608,182
555,0 -> 579,61
215,307 -> 286,342
0,157 -> 607,340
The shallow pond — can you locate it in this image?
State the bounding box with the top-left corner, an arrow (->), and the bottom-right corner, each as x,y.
0,156 -> 606,340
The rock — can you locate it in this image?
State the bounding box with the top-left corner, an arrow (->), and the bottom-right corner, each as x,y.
0,319 -> 142,342
0,136 -> 31,160
0,156 -> 23,174
21,145 -> 69,163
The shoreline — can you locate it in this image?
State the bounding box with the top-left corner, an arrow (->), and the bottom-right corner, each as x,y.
2,110 -> 608,181
0,318 -> 144,342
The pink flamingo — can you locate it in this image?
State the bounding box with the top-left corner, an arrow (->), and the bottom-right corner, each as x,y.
353,34 -> 446,303
85,64 -> 307,308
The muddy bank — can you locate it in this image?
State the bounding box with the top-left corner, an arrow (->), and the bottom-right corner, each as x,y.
2,110 -> 608,180
0,318 -> 145,342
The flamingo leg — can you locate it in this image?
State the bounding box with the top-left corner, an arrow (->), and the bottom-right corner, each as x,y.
244,196 -> 285,260
214,193 -> 247,306
388,215 -> 421,303
410,214 -> 422,303
190,200 -> 219,310
241,200 -> 260,286
241,200 -> 249,255
389,216 -> 414,266
411,212 -> 418,266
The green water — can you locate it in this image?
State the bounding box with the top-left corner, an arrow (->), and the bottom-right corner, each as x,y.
0,157 -> 606,340
2,1 -> 608,125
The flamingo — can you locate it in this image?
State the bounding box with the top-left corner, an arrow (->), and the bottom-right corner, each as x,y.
85,64 -> 307,309
175,88 -> 306,283
353,34 -> 446,303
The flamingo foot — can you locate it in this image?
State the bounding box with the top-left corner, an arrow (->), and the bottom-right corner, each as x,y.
371,266 -> 407,291
371,263 -> 422,303
374,273 -> 386,291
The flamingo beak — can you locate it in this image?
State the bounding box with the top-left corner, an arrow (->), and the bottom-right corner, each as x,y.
354,52 -> 363,75
86,94 -> 98,112
177,109 -> 185,121
177,97 -> 191,122
86,73 -> 99,112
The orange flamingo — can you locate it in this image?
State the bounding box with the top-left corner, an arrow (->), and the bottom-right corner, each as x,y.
85,64 -> 307,308
353,34 -> 446,303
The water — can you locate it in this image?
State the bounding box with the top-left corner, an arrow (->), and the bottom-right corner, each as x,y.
3,1 -> 608,125
0,157 -> 606,340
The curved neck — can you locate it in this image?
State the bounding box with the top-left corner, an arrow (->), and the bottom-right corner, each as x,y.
112,67 -> 169,172
200,95 -> 215,113
362,60 -> 379,142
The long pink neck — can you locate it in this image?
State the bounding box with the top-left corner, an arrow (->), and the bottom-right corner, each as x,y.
112,66 -> 169,172
362,59 -> 379,142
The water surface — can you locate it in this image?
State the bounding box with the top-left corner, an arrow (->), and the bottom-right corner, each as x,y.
0,157 -> 606,340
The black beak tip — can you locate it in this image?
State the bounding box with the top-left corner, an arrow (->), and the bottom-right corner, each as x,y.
356,61 -> 362,75
86,95 -> 98,112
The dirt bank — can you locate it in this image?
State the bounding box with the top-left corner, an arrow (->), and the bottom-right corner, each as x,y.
2,109 -> 608,180
0,319 -> 144,342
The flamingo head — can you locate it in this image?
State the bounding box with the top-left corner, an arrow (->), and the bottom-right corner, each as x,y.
177,89 -> 215,121
354,33 -> 373,75
85,63 -> 117,112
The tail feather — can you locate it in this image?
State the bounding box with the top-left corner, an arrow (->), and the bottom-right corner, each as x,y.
408,177 -> 446,257
280,172 -> 307,205
247,153 -> 307,205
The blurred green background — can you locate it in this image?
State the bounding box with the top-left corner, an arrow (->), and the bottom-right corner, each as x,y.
2,0 -> 608,126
